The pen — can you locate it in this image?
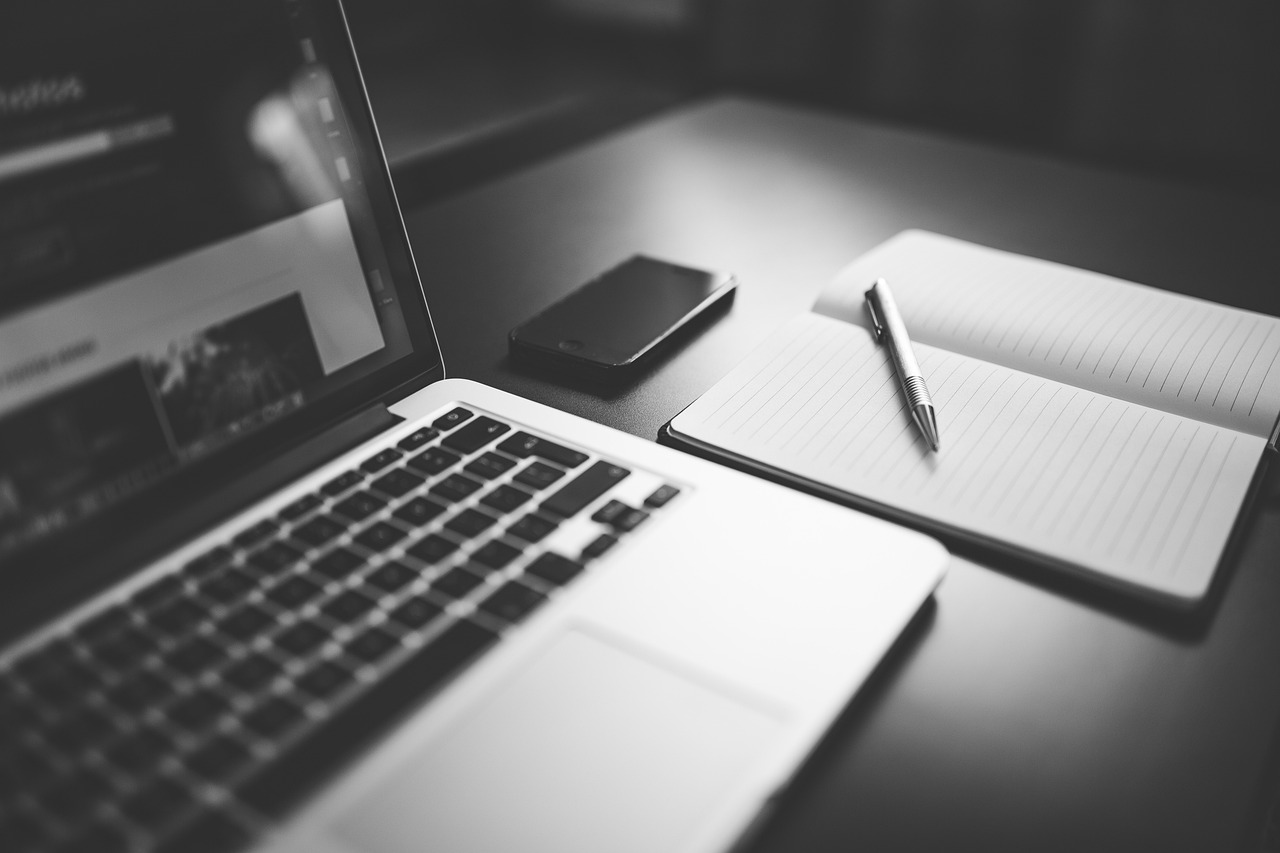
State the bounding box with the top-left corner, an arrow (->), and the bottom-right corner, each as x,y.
865,278 -> 941,451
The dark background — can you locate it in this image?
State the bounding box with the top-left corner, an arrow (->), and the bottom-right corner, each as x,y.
342,0 -> 1280,206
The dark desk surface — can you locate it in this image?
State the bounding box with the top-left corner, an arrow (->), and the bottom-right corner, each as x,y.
394,97 -> 1280,852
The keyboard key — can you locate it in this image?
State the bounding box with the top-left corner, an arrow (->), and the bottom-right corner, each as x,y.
464,452 -> 517,480
279,493 -> 323,521
182,545 -> 234,579
186,735 -> 253,782
432,407 -> 472,430
1,810 -> 53,850
292,514 -> 347,547
247,541 -> 305,575
613,508 -> 650,532
582,533 -> 619,560
43,768 -> 113,821
397,427 -> 439,451
275,621 -> 330,657
371,468 -> 425,498
480,484 -> 534,513
18,643 -> 95,690
345,627 -> 401,664
429,474 -> 484,503
120,776 -> 196,829
496,432 -> 589,469
60,822 -> 130,853
5,741 -> 57,790
168,690 -> 230,733
0,695 -> 41,739
478,582 -> 547,624
222,654 -> 282,692
133,575 -> 183,609
590,499 -> 629,525
198,567 -> 258,604
320,470 -> 364,497
332,491 -> 387,521
388,596 -> 443,630
44,706 -> 118,752
244,697 -> 307,738
88,627 -> 156,670
506,513 -> 558,543
441,416 -> 510,453
644,484 -> 681,508
406,534 -> 458,565
406,446 -> 461,476
164,636 -> 230,675
104,668 -> 175,713
155,809 -> 252,853
541,461 -> 630,518
433,567 -> 484,599
354,522 -> 407,553
312,547 -> 364,580
265,575 -> 324,609
75,605 -> 132,641
26,664 -> 99,704
444,508 -> 498,538
13,634 -> 81,677
366,560 -> 417,593
321,589 -> 378,624
525,552 -> 584,586
147,598 -> 209,637
235,620 -> 497,818
512,461 -> 565,491
393,496 -> 448,527
361,448 -> 403,473
216,604 -> 275,641
472,540 -> 522,569
102,728 -> 174,776
233,519 -> 279,549
296,660 -> 356,699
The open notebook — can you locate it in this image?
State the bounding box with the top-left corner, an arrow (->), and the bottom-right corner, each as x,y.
666,232 -> 1280,607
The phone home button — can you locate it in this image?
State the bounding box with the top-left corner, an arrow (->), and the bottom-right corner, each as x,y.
558,339 -> 584,352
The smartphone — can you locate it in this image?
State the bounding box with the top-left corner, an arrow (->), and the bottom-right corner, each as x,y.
509,255 -> 737,374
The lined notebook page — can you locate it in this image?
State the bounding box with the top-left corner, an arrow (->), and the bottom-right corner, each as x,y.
672,314 -> 1264,594
814,231 -> 1280,439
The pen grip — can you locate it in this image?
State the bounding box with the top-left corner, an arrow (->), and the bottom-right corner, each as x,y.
903,374 -> 934,409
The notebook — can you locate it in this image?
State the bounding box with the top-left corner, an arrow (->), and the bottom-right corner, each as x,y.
666,231 -> 1280,608
0,4 -> 948,853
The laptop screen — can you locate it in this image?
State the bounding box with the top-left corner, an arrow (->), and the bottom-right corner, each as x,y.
0,0 -> 440,567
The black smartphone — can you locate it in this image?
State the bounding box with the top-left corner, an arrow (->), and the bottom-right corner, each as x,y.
509,255 -> 737,374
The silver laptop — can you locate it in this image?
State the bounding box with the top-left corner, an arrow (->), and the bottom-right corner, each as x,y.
0,2 -> 947,851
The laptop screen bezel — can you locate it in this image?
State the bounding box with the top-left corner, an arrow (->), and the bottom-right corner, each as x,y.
0,0 -> 446,630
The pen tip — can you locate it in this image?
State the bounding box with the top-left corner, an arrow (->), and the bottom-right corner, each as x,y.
913,404 -> 940,453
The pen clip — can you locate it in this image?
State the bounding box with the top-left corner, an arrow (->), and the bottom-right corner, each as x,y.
864,283 -> 885,341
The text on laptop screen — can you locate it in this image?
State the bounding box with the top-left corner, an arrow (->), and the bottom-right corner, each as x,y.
0,0 -> 423,561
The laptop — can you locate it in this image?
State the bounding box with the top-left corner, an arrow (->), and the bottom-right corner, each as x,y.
0,2 -> 948,851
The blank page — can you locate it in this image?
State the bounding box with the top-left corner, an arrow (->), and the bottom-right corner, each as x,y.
671,314 -> 1264,601
813,231 -> 1280,439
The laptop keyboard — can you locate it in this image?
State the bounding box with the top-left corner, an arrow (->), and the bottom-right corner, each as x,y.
0,406 -> 683,853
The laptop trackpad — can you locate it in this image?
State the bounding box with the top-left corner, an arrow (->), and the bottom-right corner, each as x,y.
333,627 -> 784,853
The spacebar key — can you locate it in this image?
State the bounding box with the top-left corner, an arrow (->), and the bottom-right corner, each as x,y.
541,461 -> 630,517
235,620 -> 498,818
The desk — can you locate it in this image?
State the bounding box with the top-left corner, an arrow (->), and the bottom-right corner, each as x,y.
393,98 -> 1280,852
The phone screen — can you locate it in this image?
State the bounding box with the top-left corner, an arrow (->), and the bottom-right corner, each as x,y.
511,256 -> 734,369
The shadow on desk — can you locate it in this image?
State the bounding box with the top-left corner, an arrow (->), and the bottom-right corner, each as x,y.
502,286 -> 737,399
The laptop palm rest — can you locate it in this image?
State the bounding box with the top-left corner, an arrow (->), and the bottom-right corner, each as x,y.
332,626 -> 784,853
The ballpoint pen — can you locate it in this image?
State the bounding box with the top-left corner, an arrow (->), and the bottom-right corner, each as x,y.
865,278 -> 941,451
